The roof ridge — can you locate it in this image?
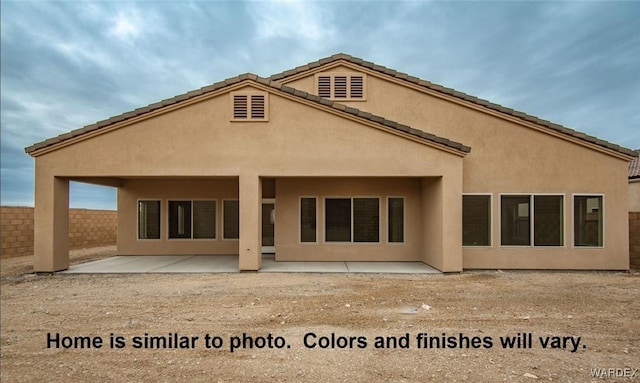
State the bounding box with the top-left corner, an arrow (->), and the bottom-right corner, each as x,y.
25,74 -> 469,155
269,53 -> 635,158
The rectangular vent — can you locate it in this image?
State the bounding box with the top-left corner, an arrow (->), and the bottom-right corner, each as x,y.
251,95 -> 265,119
334,76 -> 348,98
350,76 -> 363,98
318,76 -> 331,98
233,95 -> 248,119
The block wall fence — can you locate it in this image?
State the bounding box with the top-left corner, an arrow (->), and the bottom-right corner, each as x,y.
630,212 -> 640,270
0,206 -> 117,259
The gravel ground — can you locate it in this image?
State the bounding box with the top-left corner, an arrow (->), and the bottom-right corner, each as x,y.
1,247 -> 639,382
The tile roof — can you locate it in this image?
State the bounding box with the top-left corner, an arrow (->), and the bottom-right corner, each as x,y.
269,53 -> 636,158
629,150 -> 640,179
25,73 -> 470,155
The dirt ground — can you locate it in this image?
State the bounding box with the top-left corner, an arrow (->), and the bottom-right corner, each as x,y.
1,247 -> 639,382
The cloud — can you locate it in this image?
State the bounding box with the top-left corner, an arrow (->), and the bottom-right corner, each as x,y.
110,10 -> 142,40
249,0 -> 336,41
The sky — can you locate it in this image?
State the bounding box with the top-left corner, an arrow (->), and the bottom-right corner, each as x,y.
1,1 -> 639,210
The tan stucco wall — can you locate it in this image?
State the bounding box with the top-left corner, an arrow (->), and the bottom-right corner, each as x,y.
630,180 -> 640,212
117,178 -> 239,255
34,85 -> 462,178
276,177 -> 424,262
285,65 -> 630,270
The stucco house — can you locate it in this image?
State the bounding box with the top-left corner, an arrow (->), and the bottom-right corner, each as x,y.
25,53 -> 635,273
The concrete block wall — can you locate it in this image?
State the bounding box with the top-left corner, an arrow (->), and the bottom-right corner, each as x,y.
1,206 -> 117,259
0,206 -> 34,259
630,212 -> 640,270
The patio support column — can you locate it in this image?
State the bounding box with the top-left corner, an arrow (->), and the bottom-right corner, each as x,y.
34,170 -> 69,272
238,174 -> 262,271
421,173 -> 463,272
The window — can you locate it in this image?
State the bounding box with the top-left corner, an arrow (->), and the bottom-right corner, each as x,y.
138,200 -> 160,239
354,198 -> 379,242
316,73 -> 366,100
223,200 -> 240,239
501,196 -> 530,246
169,201 -> 192,239
168,200 -> 216,239
300,198 -> 317,243
574,195 -> 603,247
193,201 -> 216,239
388,198 -> 404,243
501,194 -> 564,246
533,195 -> 563,246
463,195 -> 491,246
325,197 -> 380,243
231,92 -> 268,121
325,198 -> 351,242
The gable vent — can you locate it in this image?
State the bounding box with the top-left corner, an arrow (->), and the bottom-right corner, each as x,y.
350,76 -> 363,98
231,91 -> 268,121
251,95 -> 265,119
315,73 -> 366,101
233,95 -> 248,119
318,76 -> 331,98
334,76 -> 348,98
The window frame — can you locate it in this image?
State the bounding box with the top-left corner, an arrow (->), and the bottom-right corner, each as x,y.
314,72 -> 367,101
462,193 -> 493,248
230,91 -> 269,122
192,199 -> 217,240
323,196 -> 381,244
572,193 -> 605,248
499,193 -> 565,248
137,199 -> 162,241
222,199 -> 240,241
167,199 -> 217,241
299,196 -> 318,244
387,196 -> 406,244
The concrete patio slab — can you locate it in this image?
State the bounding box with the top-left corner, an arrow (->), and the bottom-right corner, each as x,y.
59,255 -> 441,274
346,261 -> 440,274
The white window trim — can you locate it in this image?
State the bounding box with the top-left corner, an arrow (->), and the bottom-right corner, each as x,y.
165,199 -> 217,241
498,193 -> 566,248
230,91 -> 269,122
571,193 -> 605,249
299,196 -> 318,244
222,199 -> 240,241
137,199 -> 162,241
314,72 -> 367,101
323,196 -> 381,244
387,196 -> 406,244
462,193 -> 493,248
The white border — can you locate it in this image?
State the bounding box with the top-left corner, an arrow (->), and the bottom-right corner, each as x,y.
571,193 -> 605,248
165,199 -> 218,241
498,193 -> 565,248
323,196 -> 381,244
136,199 -> 162,241
462,193 -> 493,248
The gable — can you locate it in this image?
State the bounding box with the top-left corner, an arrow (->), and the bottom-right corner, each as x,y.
31,81 -> 466,179
272,53 -> 635,160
